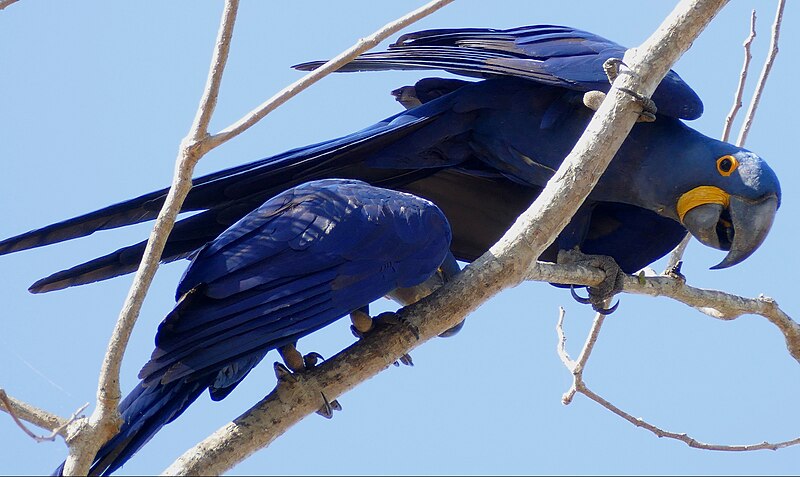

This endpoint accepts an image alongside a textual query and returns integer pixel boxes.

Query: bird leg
[583,58,657,122]
[558,248,625,315]
[386,252,464,338]
[350,307,415,367]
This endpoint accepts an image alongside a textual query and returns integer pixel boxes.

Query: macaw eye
[716,155,738,176]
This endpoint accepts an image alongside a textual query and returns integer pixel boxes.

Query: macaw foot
[600,58,657,122]
[558,249,624,315]
[350,309,416,367]
[277,344,341,417]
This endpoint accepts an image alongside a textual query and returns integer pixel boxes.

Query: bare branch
[577,379,800,451]
[557,305,800,452]
[61,2,242,475]
[737,0,785,146]
[0,0,20,10]
[722,10,757,143]
[206,0,456,150]
[623,276,800,361]
[0,388,74,439]
[557,303,608,405]
[526,260,800,362]
[162,1,730,473]
[556,307,575,369]
[188,0,239,144]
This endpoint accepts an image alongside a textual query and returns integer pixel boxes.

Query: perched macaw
[50,179,454,475]
[0,25,780,297]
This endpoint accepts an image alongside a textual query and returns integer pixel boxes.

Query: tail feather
[1,108,436,259]
[53,380,208,476]
[15,94,474,293]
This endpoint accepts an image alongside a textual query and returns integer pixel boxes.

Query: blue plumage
[57,179,452,475]
[0,22,782,474]
[294,24,704,120]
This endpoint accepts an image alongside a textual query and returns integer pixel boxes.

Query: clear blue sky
[1,1,799,475]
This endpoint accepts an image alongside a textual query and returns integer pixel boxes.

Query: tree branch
[0,0,20,11]
[526,260,800,363]
[161,1,730,473]
[0,388,74,439]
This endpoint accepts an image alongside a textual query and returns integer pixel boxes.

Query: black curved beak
[682,195,778,269]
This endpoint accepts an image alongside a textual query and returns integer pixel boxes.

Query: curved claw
[316,392,334,419]
[570,285,593,305]
[571,285,620,314]
[602,58,625,83]
[593,300,620,315]
[398,354,414,367]
[304,352,325,368]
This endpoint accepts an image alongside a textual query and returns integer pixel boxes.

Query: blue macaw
[1,22,782,474]
[0,24,779,301]
[52,179,455,475]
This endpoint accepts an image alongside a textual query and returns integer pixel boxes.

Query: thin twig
[557,310,800,452]
[737,0,785,146]
[576,380,800,451]
[722,10,756,143]
[557,303,609,404]
[0,388,86,441]
[556,307,574,369]
[206,0,456,150]
[0,0,20,10]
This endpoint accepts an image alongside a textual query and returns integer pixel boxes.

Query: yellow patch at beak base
[677,186,730,222]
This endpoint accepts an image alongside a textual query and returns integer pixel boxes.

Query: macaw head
[676,148,780,268]
[609,118,781,270]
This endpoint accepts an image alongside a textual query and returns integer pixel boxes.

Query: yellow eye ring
[716,155,738,176]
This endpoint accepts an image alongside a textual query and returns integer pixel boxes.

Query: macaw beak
[681,194,778,269]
